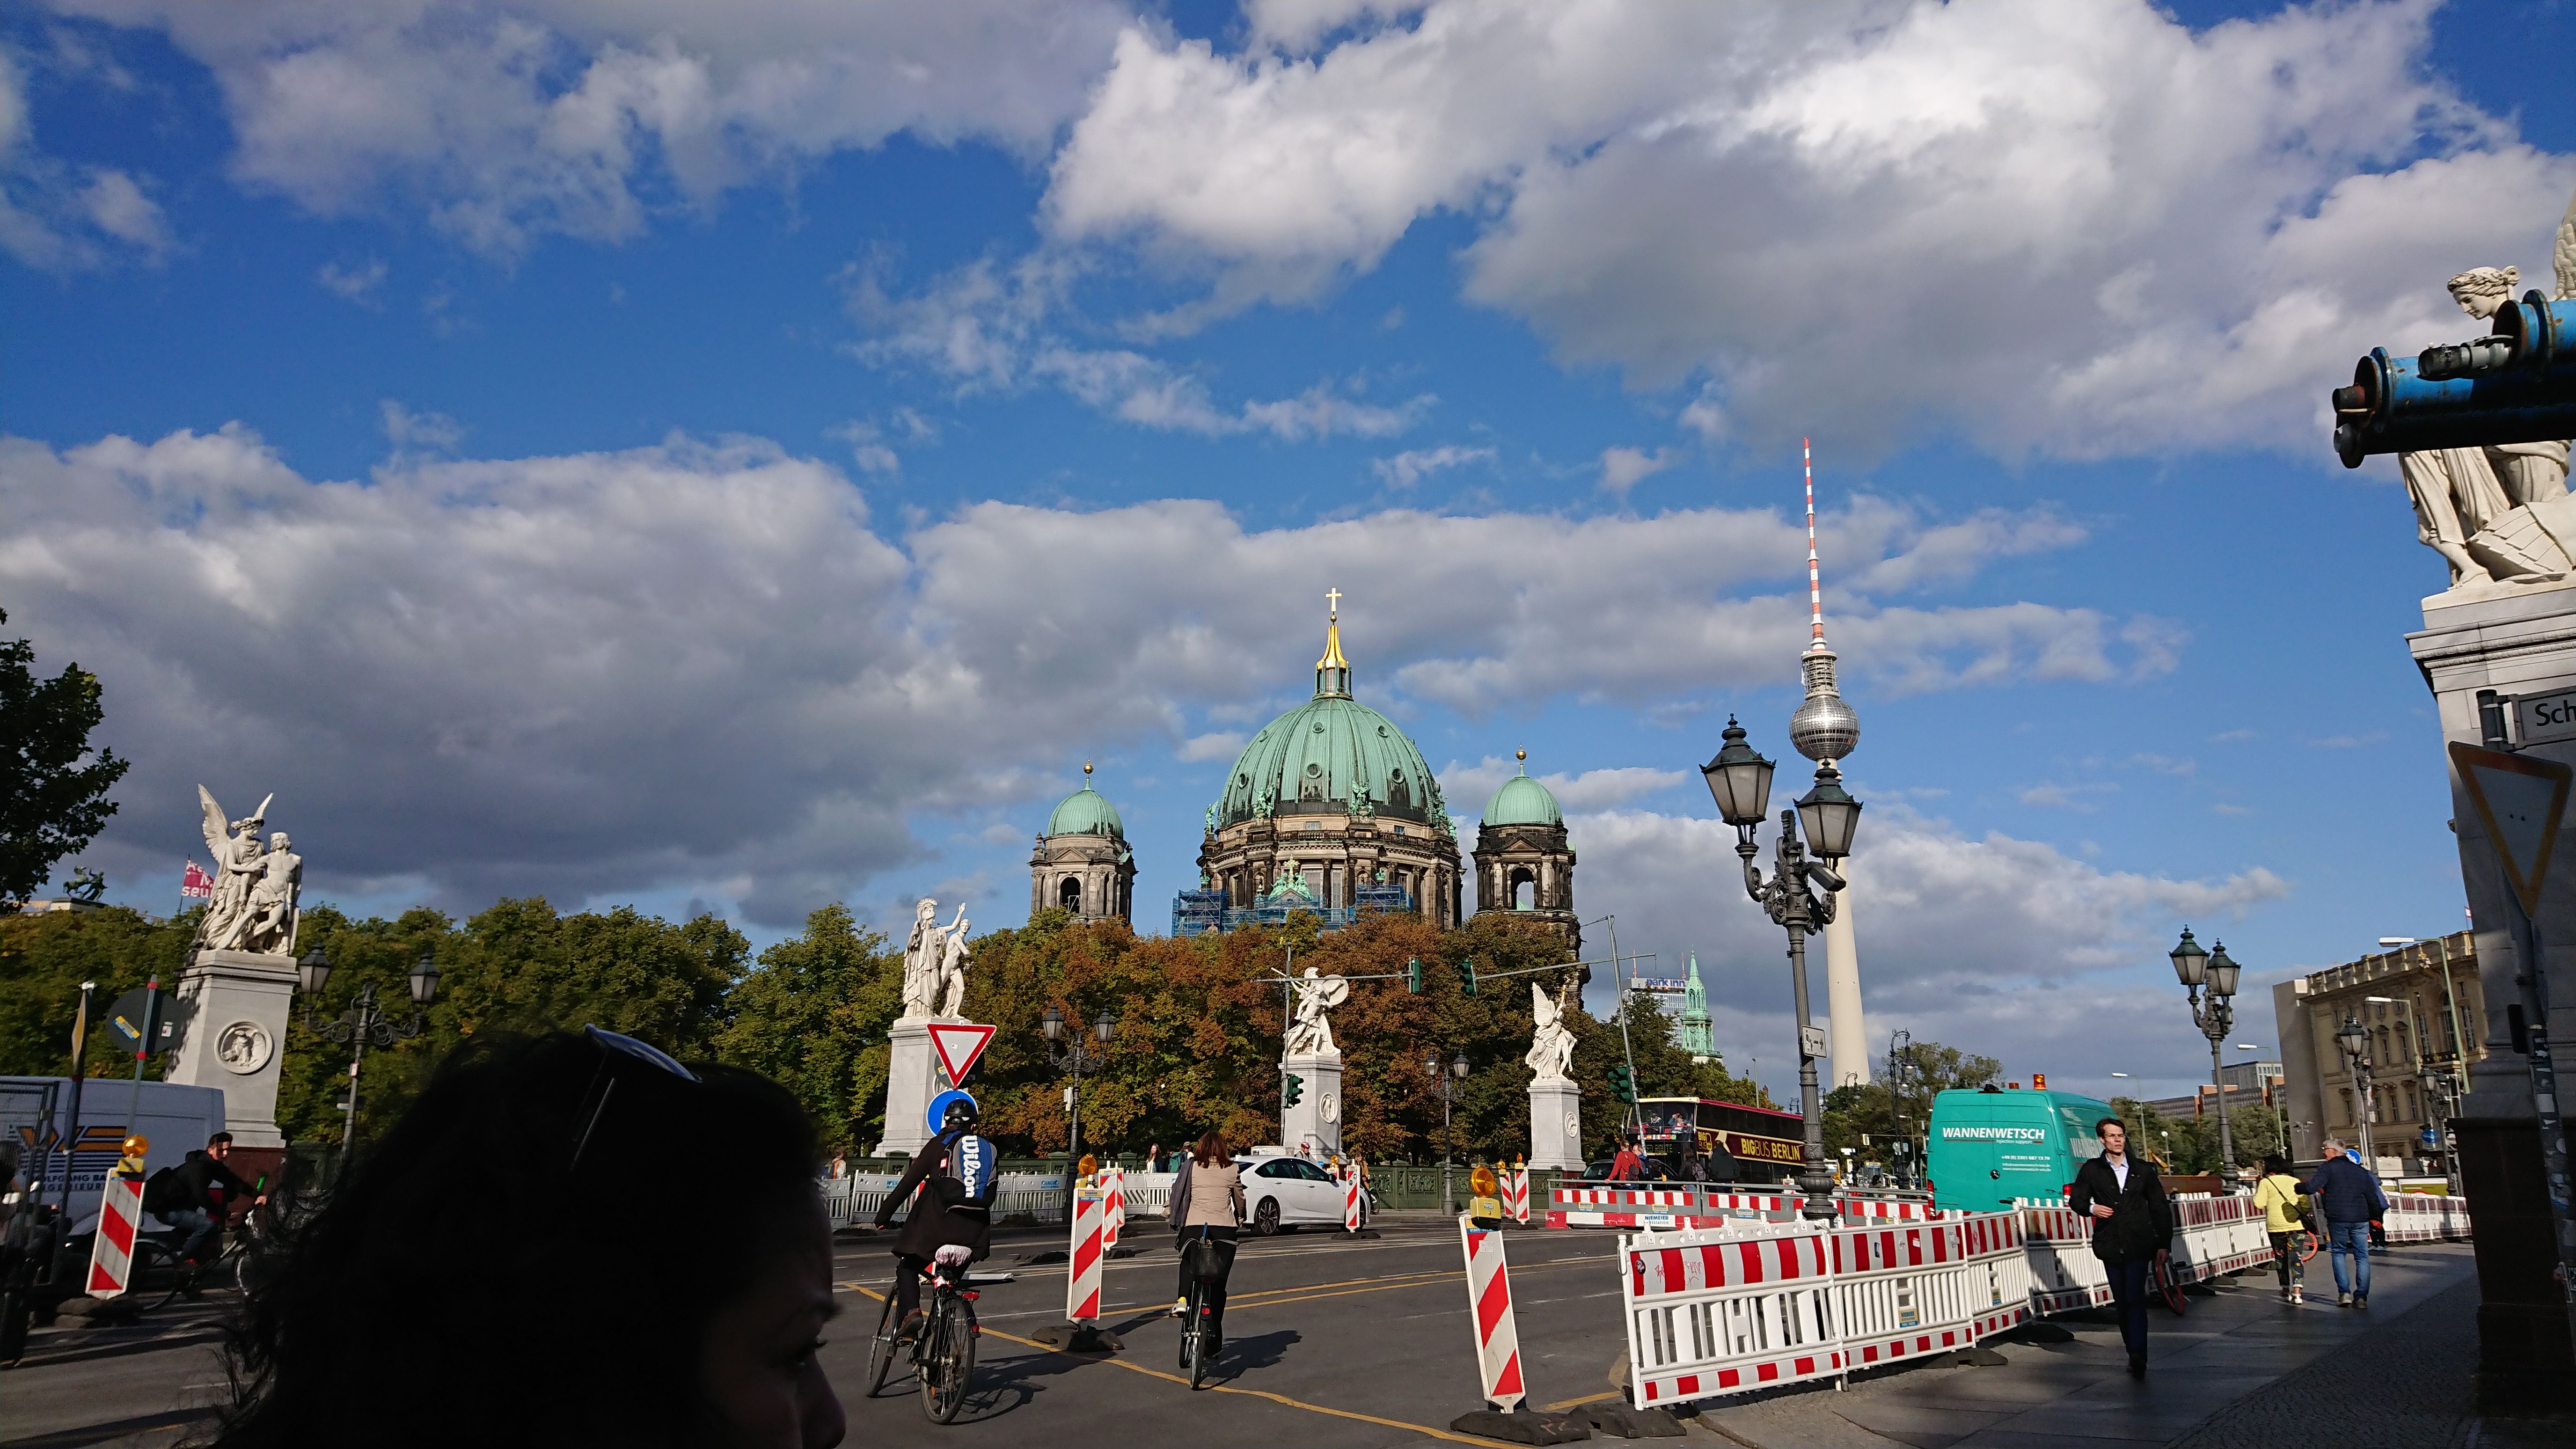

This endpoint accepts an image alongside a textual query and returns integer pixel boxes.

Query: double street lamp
[2168,929,2241,1181]
[1040,1003,1118,1168]
[1426,1053,1470,1214]
[1702,716,1863,1220]
[297,946,439,1178]
[2336,1013,2377,1166]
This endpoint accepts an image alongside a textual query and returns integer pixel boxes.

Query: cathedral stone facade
[1030,764,1135,926]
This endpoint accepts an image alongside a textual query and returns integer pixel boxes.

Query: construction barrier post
[85,1176,144,1300]
[1102,1164,1125,1250]
[1459,1213,1527,1411]
[1066,1187,1104,1324]
[1345,1171,1363,1232]
[1508,1164,1531,1225]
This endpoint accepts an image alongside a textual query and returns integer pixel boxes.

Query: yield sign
[925,1021,997,1085]
[2451,741,2572,916]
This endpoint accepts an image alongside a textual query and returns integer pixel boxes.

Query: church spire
[1314,587,1352,698]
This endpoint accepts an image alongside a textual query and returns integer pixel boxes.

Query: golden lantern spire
[1314,587,1352,697]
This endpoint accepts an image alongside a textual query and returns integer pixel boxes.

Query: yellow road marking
[1545,1390,1624,1410]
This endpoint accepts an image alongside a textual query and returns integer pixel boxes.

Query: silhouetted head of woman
[212,1029,843,1449]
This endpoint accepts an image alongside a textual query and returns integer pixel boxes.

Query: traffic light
[1406,957,1423,994]
[1457,958,1478,996]
[2333,293,2576,466]
[1607,1062,1636,1104]
[1283,1073,1304,1108]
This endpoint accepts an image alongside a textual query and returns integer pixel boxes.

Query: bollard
[1066,1186,1104,1323]
[85,1176,144,1299]
[1102,1164,1125,1250]
[1459,1212,1526,1410]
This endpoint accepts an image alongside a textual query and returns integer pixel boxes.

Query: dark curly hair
[210,1031,819,1449]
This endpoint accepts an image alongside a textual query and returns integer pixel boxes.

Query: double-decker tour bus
[1637,1096,1806,1183]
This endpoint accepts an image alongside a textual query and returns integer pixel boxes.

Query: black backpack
[142,1164,187,1213]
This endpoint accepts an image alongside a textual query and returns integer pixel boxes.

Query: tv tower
[1784,439,1868,1088]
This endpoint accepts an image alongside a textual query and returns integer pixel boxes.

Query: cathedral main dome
[1211,613,1449,830]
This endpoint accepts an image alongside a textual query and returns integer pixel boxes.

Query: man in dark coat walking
[2067,1117,2174,1379]
[873,1098,997,1336]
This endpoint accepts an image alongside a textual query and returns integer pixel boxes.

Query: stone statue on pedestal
[191,787,300,956]
[900,899,972,1021]
[1525,980,1576,1083]
[1285,966,1348,1057]
[167,786,308,1151]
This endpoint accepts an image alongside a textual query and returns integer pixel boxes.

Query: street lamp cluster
[1039,1003,1118,1168]
[2335,1012,2378,1167]
[1702,716,1863,1220]
[2167,929,2243,1178]
[295,946,440,1178]
[1427,1052,1469,1213]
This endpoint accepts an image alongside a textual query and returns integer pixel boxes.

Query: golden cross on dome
[1325,587,1341,618]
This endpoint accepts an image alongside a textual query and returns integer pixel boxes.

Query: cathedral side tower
[1031,763,1135,926]
[1471,750,1580,960]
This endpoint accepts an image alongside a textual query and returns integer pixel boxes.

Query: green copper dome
[1046,780,1126,839]
[1211,613,1451,833]
[1482,772,1562,827]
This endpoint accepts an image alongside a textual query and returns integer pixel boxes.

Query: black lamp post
[2336,1013,2375,1165]
[1427,1053,1470,1214]
[1042,1003,1119,1170]
[1703,715,1860,1219]
[299,947,438,1178]
[2170,928,2242,1180]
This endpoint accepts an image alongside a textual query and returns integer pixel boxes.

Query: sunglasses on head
[569,1025,698,1173]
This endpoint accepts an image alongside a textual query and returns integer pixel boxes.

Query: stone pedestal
[1529,1078,1582,1171]
[2407,580,2576,1388]
[880,1020,947,1160]
[161,949,299,1149]
[1281,1051,1342,1156]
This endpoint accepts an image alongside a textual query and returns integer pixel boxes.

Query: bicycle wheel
[864,1289,901,1398]
[1186,1282,1211,1390]
[2295,1231,2320,1265]
[2149,1254,2186,1316]
[921,1296,976,1425]
[127,1239,183,1313]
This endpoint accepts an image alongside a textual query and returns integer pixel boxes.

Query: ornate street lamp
[1427,1053,1471,1213]
[2169,928,2240,1181]
[1701,715,1861,1219]
[2337,1013,2375,1165]
[1042,1002,1120,1175]
[302,952,438,1179]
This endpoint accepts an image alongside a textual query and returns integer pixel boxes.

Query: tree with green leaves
[0,904,197,1077]
[715,905,904,1155]
[0,608,131,904]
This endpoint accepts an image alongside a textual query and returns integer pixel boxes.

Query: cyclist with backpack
[1167,1132,1245,1360]
[146,1131,265,1270]
[874,1098,997,1340]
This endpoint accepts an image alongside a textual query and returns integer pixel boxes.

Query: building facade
[2273,931,2484,1169]
[1178,605,1466,935]
[1029,765,1135,926]
[1470,752,1579,959]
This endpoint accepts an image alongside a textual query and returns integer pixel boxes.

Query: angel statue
[193,786,273,953]
[1285,966,1351,1057]
[1525,979,1577,1083]
[930,907,972,1019]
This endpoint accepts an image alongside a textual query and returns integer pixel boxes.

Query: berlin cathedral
[1030,597,1579,959]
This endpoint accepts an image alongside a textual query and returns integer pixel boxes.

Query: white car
[1237,1155,1358,1234]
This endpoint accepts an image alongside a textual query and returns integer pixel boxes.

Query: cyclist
[874,1097,997,1340]
[1167,1131,1245,1356]
[145,1131,266,1273]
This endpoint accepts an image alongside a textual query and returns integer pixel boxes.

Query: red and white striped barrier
[1344,1171,1363,1232]
[2383,1192,2471,1241]
[1460,1214,1527,1411]
[1548,1182,1946,1230]
[1101,1165,1125,1249]
[1621,1210,2030,1408]
[85,1176,144,1299]
[1506,1166,1530,1225]
[1066,1189,1105,1323]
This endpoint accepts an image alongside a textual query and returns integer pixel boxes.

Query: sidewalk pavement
[1690,1241,2563,1449]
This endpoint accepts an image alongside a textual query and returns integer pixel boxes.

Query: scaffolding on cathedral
[1171,864,1415,937]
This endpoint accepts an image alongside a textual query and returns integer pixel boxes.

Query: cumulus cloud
[0,48,172,269]
[1598,445,1679,498]
[316,255,388,305]
[1042,0,2576,458]
[1564,804,2291,1087]
[2,422,2173,925]
[1444,756,1686,817]
[37,0,1131,257]
[1372,444,1491,488]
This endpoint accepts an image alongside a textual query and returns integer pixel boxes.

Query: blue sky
[6,0,2573,1106]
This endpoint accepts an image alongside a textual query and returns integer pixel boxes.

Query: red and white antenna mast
[1804,437,1825,646]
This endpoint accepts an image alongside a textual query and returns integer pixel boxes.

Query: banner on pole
[179,860,213,900]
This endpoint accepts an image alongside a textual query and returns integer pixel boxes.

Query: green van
[1924,1087,2113,1211]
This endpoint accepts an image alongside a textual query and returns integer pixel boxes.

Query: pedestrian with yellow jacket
[2251,1154,2311,1305]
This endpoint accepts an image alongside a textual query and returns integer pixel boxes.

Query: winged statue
[193,786,272,952]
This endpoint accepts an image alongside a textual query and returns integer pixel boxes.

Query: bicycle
[2148,1249,2187,1316]
[865,1253,1011,1423]
[1178,1232,1233,1390]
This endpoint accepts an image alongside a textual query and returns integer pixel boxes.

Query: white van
[1,1076,228,1236]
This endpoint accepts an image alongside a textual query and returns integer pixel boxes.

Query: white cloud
[1371,445,1491,489]
[2,421,2181,926]
[0,49,173,270]
[1563,804,2291,1084]
[1445,756,1687,817]
[41,1,1132,257]
[826,419,901,475]
[1041,0,2576,458]
[846,250,1434,439]
[1598,445,1678,498]
[317,255,388,306]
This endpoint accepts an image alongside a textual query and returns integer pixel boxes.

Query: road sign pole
[119,978,160,1145]
[56,983,95,1213]
[2499,889,2576,1357]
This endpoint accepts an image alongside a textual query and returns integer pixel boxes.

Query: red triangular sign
[926,1022,997,1085]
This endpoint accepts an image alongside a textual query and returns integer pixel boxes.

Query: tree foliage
[0,608,131,904]
[1822,1039,2001,1154]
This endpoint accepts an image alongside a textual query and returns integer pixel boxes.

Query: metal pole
[2433,938,2470,1191]
[338,987,374,1183]
[1605,915,1641,1142]
[2498,891,2576,1353]
[56,983,95,1213]
[120,977,161,1147]
[1441,1084,1454,1215]
[1787,915,1832,1218]
[2356,1050,2374,1168]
